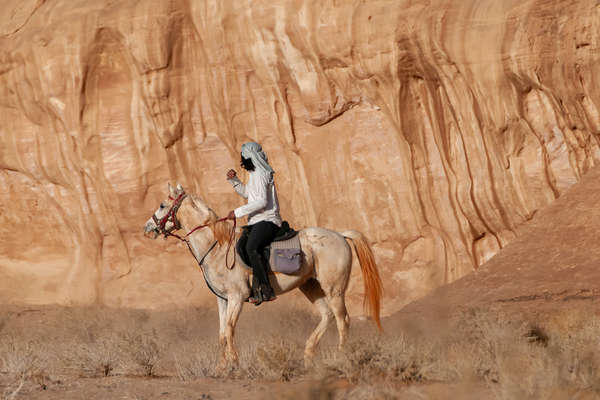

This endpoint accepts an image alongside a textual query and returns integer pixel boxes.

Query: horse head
[143,182,188,239]
[144,182,215,239]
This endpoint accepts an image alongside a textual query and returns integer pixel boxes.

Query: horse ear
[168,182,176,197]
[176,183,184,194]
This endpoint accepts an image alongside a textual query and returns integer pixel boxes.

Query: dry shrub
[2,379,24,400]
[0,336,51,383]
[173,339,218,381]
[0,336,38,378]
[173,333,304,381]
[440,309,518,383]
[239,335,303,380]
[544,314,600,394]
[63,333,122,377]
[487,337,559,399]
[440,308,600,399]
[313,333,442,385]
[0,307,172,382]
[305,308,600,398]
[119,330,161,377]
[0,335,50,396]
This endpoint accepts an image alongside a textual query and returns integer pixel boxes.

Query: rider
[226,142,281,305]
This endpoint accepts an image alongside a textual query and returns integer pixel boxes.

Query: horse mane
[210,217,231,245]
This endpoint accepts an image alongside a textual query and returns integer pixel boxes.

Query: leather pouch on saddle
[236,221,302,274]
[270,238,302,274]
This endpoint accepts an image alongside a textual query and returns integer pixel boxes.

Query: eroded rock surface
[1,0,599,314]
[399,164,600,320]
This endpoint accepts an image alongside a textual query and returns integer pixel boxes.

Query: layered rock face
[1,0,599,314]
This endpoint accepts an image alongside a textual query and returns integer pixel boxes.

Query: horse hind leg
[300,279,332,366]
[325,294,349,351]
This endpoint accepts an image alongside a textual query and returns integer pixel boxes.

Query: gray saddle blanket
[236,221,302,274]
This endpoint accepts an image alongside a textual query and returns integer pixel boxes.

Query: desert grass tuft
[239,335,304,381]
[120,330,161,377]
[172,339,218,381]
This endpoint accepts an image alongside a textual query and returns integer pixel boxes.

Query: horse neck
[176,197,232,259]
[175,197,215,247]
[175,198,203,231]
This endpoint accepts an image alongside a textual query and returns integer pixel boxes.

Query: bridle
[152,192,237,269]
[152,192,188,239]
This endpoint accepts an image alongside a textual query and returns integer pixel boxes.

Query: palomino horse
[143,183,383,367]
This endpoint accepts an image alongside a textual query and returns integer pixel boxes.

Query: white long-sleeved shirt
[228,170,282,227]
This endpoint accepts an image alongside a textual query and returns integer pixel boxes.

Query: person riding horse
[226,142,280,305]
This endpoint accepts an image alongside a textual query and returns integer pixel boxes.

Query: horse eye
[160,203,165,209]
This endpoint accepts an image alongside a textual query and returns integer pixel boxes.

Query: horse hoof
[215,363,227,376]
[216,362,236,377]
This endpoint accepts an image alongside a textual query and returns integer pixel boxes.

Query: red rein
[162,194,237,270]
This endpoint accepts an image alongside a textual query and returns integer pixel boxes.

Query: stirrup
[249,287,263,306]
[263,294,277,302]
[249,295,262,305]
[260,284,277,302]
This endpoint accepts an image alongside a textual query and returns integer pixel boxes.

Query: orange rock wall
[1,0,599,314]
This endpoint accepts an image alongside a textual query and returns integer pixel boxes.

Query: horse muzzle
[144,221,159,239]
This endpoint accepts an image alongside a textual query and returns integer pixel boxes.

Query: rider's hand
[226,169,237,180]
[226,210,236,220]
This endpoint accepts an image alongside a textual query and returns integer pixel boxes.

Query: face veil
[240,156,255,171]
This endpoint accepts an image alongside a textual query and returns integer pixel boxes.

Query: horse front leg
[224,295,244,365]
[216,297,228,372]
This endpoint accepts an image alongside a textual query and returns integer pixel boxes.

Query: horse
[143,183,383,368]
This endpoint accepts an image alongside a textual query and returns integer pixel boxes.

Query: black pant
[238,221,279,291]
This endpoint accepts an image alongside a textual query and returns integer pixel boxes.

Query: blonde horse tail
[342,230,383,331]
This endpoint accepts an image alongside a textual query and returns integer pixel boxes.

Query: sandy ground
[2,375,338,400]
[1,375,497,400]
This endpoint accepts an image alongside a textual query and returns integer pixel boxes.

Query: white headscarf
[241,142,274,179]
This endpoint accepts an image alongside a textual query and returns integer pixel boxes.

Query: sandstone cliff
[398,163,600,323]
[0,0,599,314]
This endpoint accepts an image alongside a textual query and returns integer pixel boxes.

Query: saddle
[236,221,302,274]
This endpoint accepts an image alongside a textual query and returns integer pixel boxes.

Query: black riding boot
[248,258,276,305]
[249,275,263,304]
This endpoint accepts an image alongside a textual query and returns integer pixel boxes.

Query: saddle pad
[270,234,302,274]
